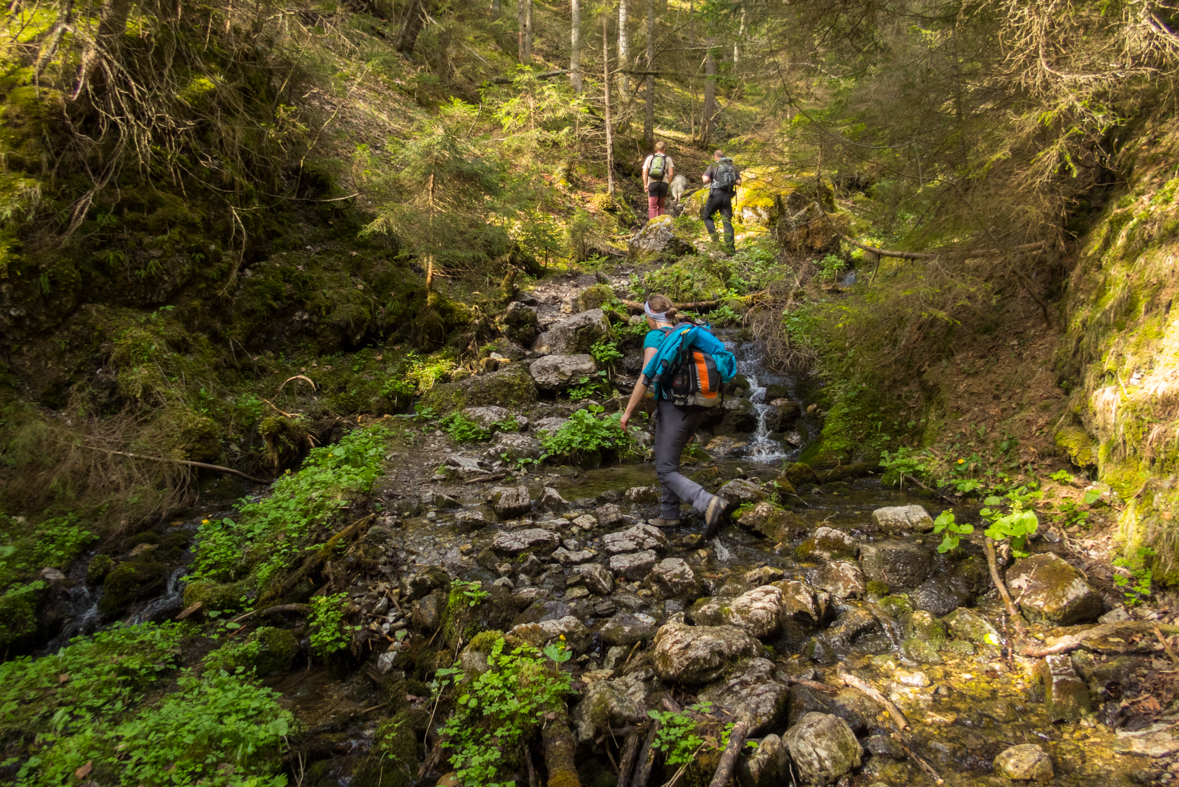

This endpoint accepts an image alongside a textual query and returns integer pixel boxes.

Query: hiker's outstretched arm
[620,346,659,431]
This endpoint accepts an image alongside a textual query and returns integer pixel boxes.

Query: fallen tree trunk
[1020,621,1179,657]
[543,708,583,787]
[707,719,748,787]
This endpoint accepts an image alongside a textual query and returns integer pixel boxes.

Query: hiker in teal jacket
[619,294,728,537]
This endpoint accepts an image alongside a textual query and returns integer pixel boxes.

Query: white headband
[644,301,668,321]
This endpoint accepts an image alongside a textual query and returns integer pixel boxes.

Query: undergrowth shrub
[539,405,631,464]
[188,426,388,588]
[309,592,356,658]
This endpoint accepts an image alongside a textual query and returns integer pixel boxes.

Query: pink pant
[648,195,666,219]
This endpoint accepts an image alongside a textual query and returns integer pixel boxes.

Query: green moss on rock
[421,364,538,414]
[1055,424,1096,468]
[99,554,167,618]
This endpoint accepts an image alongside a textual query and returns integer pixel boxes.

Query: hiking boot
[648,517,681,528]
[703,495,728,539]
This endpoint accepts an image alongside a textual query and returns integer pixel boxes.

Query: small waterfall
[45,557,103,653]
[130,565,188,624]
[712,536,734,562]
[727,340,791,463]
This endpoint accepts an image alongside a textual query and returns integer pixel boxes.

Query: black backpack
[712,158,738,191]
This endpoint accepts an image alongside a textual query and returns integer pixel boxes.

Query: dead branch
[984,537,1027,639]
[1020,622,1179,657]
[631,718,660,787]
[489,69,570,84]
[615,727,643,787]
[542,707,582,787]
[231,603,313,623]
[839,672,908,731]
[707,719,749,787]
[77,443,271,484]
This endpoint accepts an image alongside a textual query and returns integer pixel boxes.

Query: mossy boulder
[0,585,38,647]
[86,554,115,586]
[1055,424,1097,468]
[900,611,947,664]
[1006,553,1104,625]
[627,215,694,257]
[98,553,168,618]
[350,711,425,787]
[575,284,614,312]
[501,302,540,347]
[422,364,538,414]
[182,579,254,614]
[204,626,299,675]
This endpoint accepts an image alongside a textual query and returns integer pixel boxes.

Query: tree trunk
[491,0,500,15]
[603,14,615,195]
[396,0,429,56]
[518,0,526,61]
[733,7,745,68]
[571,0,582,91]
[644,0,654,150]
[619,0,630,97]
[524,0,533,62]
[702,36,716,148]
[76,0,134,96]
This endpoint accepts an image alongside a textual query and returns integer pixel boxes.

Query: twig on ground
[984,537,1027,639]
[1020,622,1179,657]
[707,719,749,787]
[76,443,271,484]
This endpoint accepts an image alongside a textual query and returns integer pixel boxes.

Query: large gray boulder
[509,615,591,652]
[646,558,699,599]
[603,524,669,554]
[627,215,694,256]
[569,563,614,595]
[739,734,790,787]
[872,505,934,534]
[600,612,659,646]
[546,309,611,355]
[859,541,933,589]
[652,621,761,684]
[489,486,532,519]
[502,301,540,347]
[816,560,867,599]
[492,432,543,462]
[422,364,538,413]
[782,712,863,785]
[530,354,597,390]
[492,528,559,554]
[691,585,787,639]
[1006,553,1103,625]
[609,550,658,580]
[571,673,652,743]
[698,658,790,735]
[717,478,766,508]
[460,406,513,428]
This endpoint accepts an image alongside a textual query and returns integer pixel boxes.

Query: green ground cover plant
[539,405,631,464]
[188,425,389,590]
[309,592,356,658]
[440,639,572,787]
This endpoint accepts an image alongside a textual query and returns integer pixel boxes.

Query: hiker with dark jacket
[701,150,741,253]
[619,294,728,536]
[642,141,675,220]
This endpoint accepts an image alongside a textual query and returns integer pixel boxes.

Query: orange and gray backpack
[643,324,737,408]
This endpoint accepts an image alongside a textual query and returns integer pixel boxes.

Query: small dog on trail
[670,174,689,204]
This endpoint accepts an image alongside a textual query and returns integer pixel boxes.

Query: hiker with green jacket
[701,150,741,253]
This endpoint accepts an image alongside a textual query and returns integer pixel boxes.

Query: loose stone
[993,744,1053,781]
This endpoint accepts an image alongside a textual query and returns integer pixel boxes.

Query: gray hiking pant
[654,399,712,520]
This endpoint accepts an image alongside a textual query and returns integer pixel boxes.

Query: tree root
[1020,622,1179,657]
[230,603,312,623]
[984,537,1027,639]
[260,513,375,604]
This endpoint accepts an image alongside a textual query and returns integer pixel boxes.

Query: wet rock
[627,215,694,256]
[912,557,987,615]
[859,541,932,589]
[872,505,934,534]
[492,432,543,462]
[609,550,658,580]
[492,528,560,554]
[624,486,660,505]
[776,580,828,625]
[1114,724,1179,757]
[825,608,882,651]
[817,560,867,598]
[552,547,595,565]
[901,611,947,664]
[699,658,790,735]
[546,309,612,355]
[1006,553,1103,625]
[603,524,668,554]
[596,503,626,527]
[600,612,659,646]
[422,364,538,413]
[401,566,450,600]
[1038,654,1094,722]
[570,514,598,532]
[570,563,614,595]
[717,478,766,508]
[454,510,487,530]
[461,405,513,428]
[805,526,857,560]
[515,599,574,625]
[864,733,904,759]
[944,608,1002,648]
[509,615,592,652]
[489,485,532,519]
[714,398,759,435]
[537,487,569,513]
[646,558,700,599]
[652,621,761,684]
[705,435,749,458]
[782,462,820,486]
[782,712,863,785]
[993,744,1053,781]
[572,678,646,743]
[739,734,790,787]
[413,590,447,632]
[530,354,597,390]
[737,501,795,541]
[745,566,785,585]
[443,454,490,479]
[692,585,786,639]
[503,301,540,347]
